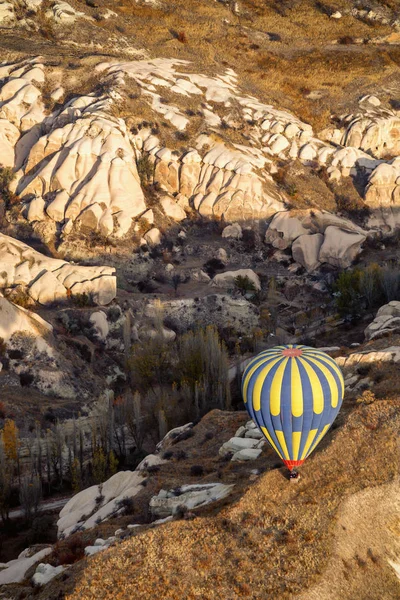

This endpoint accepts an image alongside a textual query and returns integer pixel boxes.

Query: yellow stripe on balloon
[302,355,338,409]
[311,423,330,453]
[298,357,324,414]
[290,358,303,417]
[252,357,284,412]
[270,357,289,416]
[292,431,302,461]
[300,428,318,460]
[302,351,345,394]
[261,426,283,459]
[275,430,290,460]
[242,351,282,402]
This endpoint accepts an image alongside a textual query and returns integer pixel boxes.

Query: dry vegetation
[27,394,400,600]
[2,0,400,136]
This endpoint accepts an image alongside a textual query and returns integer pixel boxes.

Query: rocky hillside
[0,0,400,598]
[1,334,399,598]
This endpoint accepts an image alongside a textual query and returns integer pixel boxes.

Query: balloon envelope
[241,345,344,470]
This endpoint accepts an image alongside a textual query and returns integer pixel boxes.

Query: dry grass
[31,397,400,600]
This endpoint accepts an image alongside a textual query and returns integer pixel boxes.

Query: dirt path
[297,480,400,600]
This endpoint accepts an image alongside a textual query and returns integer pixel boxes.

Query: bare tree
[19,474,42,523]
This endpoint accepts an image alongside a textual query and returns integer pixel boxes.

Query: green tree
[234,275,257,296]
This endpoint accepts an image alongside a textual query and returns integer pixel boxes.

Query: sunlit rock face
[15,96,146,238]
[0,233,116,305]
[343,114,400,160]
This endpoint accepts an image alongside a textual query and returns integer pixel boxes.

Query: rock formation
[0,233,116,305]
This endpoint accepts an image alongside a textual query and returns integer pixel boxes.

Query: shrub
[338,36,355,45]
[174,504,188,518]
[0,165,16,208]
[190,465,204,476]
[176,31,187,44]
[116,496,135,515]
[72,292,95,307]
[52,533,85,566]
[234,275,257,296]
[175,449,187,460]
[356,364,371,377]
[137,154,153,187]
[356,390,376,405]
[146,464,160,474]
[203,258,225,277]
[241,229,257,251]
[28,514,55,544]
[20,372,34,387]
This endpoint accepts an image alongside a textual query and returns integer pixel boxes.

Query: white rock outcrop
[336,347,400,369]
[0,294,52,342]
[0,548,52,585]
[149,483,234,518]
[32,563,66,587]
[211,269,261,291]
[57,470,146,538]
[0,233,116,305]
[222,223,242,239]
[318,226,366,268]
[265,212,309,250]
[364,158,400,231]
[292,233,323,272]
[364,302,400,341]
[219,420,265,461]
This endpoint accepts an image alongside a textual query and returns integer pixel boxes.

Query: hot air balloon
[241,345,344,471]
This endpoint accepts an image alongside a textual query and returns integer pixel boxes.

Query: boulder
[89,311,109,340]
[0,295,52,342]
[27,196,46,222]
[136,454,166,471]
[319,226,366,268]
[149,483,234,518]
[222,223,242,239]
[33,563,66,587]
[292,233,323,272]
[377,301,400,318]
[364,302,400,340]
[160,196,186,221]
[231,448,262,461]
[265,212,309,250]
[336,346,400,369]
[211,269,261,291]
[29,271,68,304]
[219,436,261,456]
[216,248,228,264]
[144,228,162,247]
[46,190,69,222]
[0,233,117,305]
[77,203,103,231]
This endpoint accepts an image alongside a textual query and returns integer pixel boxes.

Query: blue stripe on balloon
[279,357,293,459]
[296,357,314,459]
[302,356,328,434]
[313,356,344,426]
[243,358,268,423]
